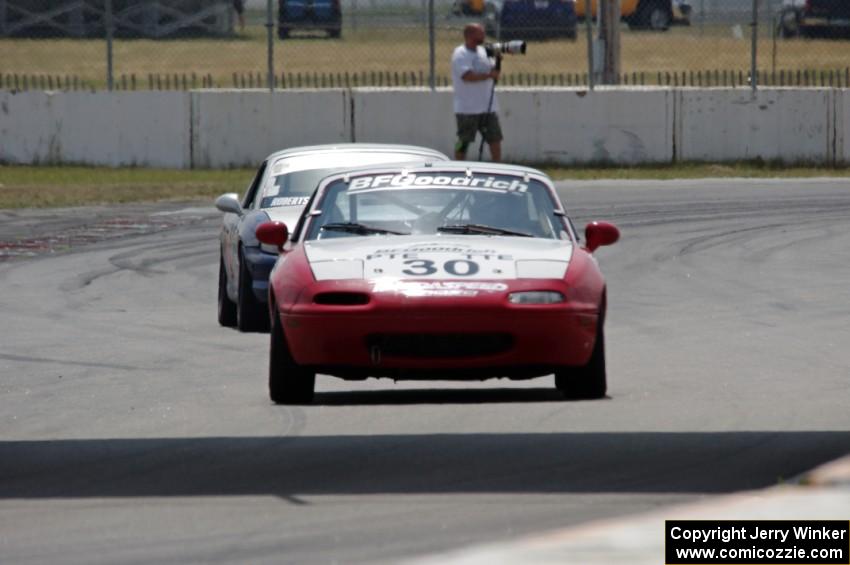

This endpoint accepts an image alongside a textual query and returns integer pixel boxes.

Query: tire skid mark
[649,210,848,265]
[740,225,837,265]
[649,219,850,314]
[0,209,218,263]
[677,213,848,262]
[676,222,789,258]
[59,236,215,292]
[0,352,140,371]
[575,199,850,233]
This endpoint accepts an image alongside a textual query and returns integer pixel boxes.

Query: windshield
[304,172,567,241]
[259,151,440,209]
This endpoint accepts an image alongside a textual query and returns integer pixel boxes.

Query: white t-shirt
[451,44,499,115]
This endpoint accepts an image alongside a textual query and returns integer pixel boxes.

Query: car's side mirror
[585,221,620,252]
[256,221,289,251]
[215,193,243,216]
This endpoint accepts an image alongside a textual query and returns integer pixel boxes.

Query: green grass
[0,165,252,209]
[2,162,848,209]
[541,161,850,180]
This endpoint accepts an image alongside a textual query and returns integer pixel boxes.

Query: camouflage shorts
[455,113,503,151]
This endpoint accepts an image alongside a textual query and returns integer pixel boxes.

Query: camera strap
[477,55,500,161]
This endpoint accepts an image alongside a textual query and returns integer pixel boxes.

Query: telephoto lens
[484,40,527,57]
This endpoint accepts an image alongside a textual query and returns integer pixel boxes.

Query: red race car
[256,163,619,404]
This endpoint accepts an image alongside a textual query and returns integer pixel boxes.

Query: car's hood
[303,234,573,281]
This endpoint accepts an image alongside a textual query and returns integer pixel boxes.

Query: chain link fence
[1,0,849,90]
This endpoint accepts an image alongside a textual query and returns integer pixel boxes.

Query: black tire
[777,9,799,38]
[269,309,315,404]
[328,27,341,38]
[237,249,269,333]
[638,1,670,31]
[218,255,237,327]
[278,27,290,39]
[555,323,607,400]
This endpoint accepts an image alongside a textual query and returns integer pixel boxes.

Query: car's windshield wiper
[437,223,532,237]
[321,222,409,236]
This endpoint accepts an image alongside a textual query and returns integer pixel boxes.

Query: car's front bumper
[280,298,599,376]
[243,246,278,303]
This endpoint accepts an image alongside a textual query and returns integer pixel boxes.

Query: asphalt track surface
[1,179,849,564]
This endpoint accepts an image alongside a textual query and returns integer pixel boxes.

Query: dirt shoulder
[0,201,219,261]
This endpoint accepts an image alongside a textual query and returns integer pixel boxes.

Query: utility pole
[585,0,594,89]
[599,0,620,84]
[428,0,435,90]
[266,0,275,91]
[105,0,114,91]
[750,0,759,92]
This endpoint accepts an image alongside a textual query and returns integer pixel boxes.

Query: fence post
[267,0,275,91]
[750,0,758,92]
[105,0,114,91]
[601,0,620,85]
[585,0,594,90]
[428,0,435,91]
[771,3,778,75]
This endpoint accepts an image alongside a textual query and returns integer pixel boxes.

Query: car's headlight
[508,291,565,304]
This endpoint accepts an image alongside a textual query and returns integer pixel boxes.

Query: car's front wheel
[777,9,800,38]
[218,256,237,327]
[269,309,316,404]
[555,323,607,400]
[237,249,269,333]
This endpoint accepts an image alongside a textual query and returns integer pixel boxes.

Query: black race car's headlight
[508,291,565,305]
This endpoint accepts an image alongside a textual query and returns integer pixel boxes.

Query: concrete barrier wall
[499,88,674,163]
[352,87,674,164]
[352,88,456,157]
[0,91,191,168]
[1,87,846,168]
[677,89,834,163]
[190,89,350,168]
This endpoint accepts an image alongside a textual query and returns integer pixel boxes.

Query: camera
[484,40,527,57]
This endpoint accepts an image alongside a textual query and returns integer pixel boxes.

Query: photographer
[451,23,502,162]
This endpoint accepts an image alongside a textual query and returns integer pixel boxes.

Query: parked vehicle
[672,0,692,25]
[454,0,486,16]
[575,0,681,31]
[484,0,578,40]
[278,0,341,39]
[778,0,850,38]
[459,0,688,31]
